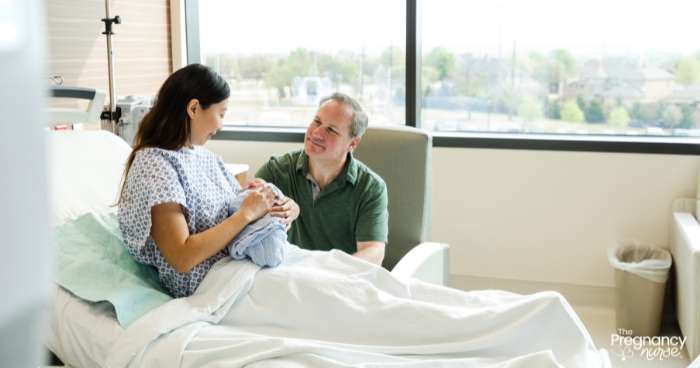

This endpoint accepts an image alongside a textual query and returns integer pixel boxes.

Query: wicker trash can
[609,243,672,337]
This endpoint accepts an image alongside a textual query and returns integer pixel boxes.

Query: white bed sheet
[46,286,123,368]
[104,248,609,368]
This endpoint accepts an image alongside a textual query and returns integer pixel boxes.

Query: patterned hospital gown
[118,146,241,297]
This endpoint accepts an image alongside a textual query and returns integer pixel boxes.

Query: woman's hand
[238,186,276,223]
[270,196,300,229]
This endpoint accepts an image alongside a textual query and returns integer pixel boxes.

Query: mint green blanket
[55,212,172,327]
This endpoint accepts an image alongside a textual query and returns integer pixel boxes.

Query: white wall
[432,148,698,288]
[207,140,699,290]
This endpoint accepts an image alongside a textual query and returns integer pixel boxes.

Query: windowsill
[212,126,700,155]
[432,131,700,155]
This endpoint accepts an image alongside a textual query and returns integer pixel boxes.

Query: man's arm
[354,241,385,265]
[353,179,389,266]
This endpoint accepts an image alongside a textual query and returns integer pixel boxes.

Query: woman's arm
[151,187,276,273]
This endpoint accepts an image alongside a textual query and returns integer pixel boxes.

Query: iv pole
[100,0,121,133]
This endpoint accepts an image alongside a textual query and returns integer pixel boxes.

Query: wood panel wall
[46,0,172,102]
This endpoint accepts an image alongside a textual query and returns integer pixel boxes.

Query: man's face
[304,100,360,162]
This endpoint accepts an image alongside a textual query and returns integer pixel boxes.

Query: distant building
[564,59,674,104]
[667,85,700,105]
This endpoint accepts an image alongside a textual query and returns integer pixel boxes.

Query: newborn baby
[227,183,288,267]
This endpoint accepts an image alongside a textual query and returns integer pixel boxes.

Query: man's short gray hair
[319,92,368,138]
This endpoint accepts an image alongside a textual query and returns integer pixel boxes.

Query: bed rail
[49,86,105,125]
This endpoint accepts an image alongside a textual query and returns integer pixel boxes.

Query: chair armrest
[671,211,700,361]
[689,353,700,368]
[672,198,696,213]
[391,242,449,286]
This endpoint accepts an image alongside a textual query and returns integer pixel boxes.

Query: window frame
[185,0,700,155]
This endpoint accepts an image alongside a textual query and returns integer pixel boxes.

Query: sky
[199,0,700,58]
[199,0,405,54]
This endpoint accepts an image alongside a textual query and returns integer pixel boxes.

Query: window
[196,0,406,128]
[422,0,700,137]
[187,0,700,152]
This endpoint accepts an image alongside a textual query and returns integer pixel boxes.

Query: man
[255,93,388,265]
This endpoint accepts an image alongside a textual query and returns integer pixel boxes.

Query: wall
[207,139,700,299]
[45,0,171,98]
[431,148,698,288]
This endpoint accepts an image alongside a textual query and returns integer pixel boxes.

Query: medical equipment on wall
[115,95,152,145]
[48,86,150,146]
[96,0,152,146]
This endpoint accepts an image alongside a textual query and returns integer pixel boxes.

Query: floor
[575,305,690,367]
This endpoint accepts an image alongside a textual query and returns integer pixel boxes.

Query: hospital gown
[118,146,241,298]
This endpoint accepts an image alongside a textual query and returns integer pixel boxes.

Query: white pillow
[47,130,132,226]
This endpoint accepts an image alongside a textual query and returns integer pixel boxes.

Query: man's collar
[295,150,308,173]
[298,151,358,186]
[344,152,358,185]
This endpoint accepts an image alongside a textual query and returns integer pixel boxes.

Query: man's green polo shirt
[256,149,388,254]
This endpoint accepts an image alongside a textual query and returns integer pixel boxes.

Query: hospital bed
[45,88,450,367]
[46,126,609,368]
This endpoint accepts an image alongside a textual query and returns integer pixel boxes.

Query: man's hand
[270,196,300,229]
[244,178,266,190]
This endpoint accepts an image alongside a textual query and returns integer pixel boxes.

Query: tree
[453,53,486,97]
[317,52,357,88]
[630,102,659,125]
[561,100,584,123]
[204,53,239,79]
[264,48,315,100]
[585,100,605,123]
[380,46,406,88]
[680,104,696,128]
[424,47,456,81]
[661,105,683,128]
[546,100,561,119]
[527,52,551,84]
[517,96,544,122]
[608,106,630,127]
[421,67,439,97]
[552,49,576,77]
[237,54,273,80]
[676,57,700,86]
[551,49,577,93]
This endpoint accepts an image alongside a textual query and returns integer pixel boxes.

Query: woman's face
[188,99,228,146]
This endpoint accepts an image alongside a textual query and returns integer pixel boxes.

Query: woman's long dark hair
[117,63,230,204]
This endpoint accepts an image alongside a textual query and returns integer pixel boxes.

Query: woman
[117,64,299,298]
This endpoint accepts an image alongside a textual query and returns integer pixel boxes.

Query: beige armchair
[354,126,449,286]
